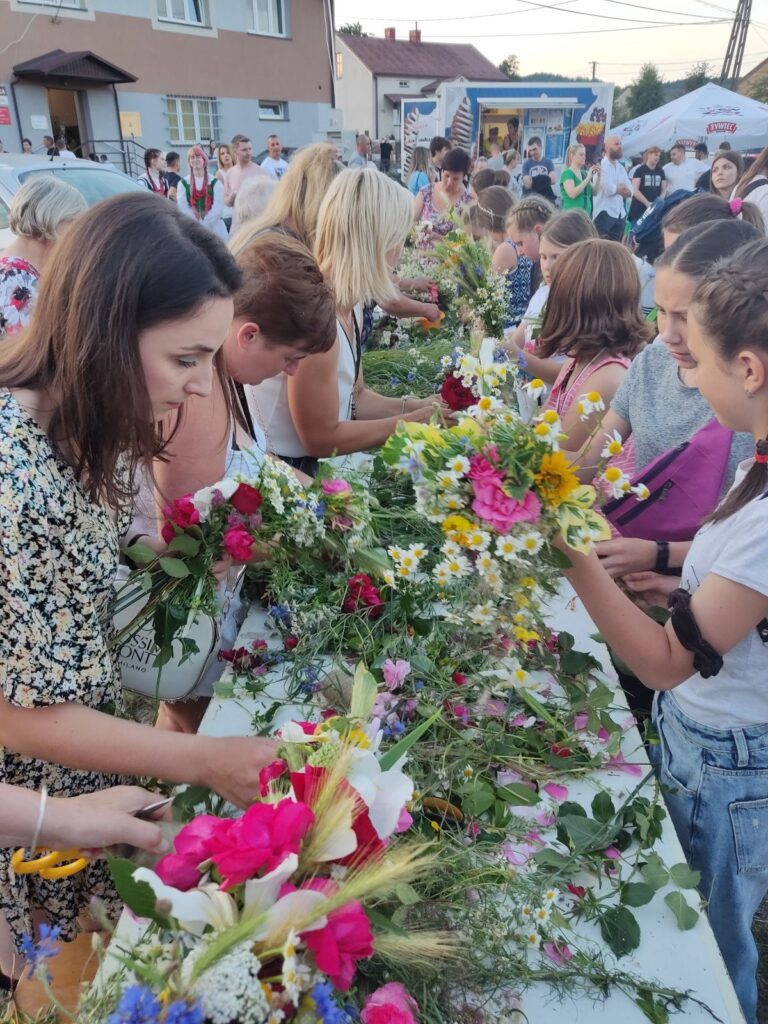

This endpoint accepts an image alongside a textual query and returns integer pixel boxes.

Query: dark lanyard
[231,380,256,448]
[340,311,361,384]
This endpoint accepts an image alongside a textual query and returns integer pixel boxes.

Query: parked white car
[0,154,142,251]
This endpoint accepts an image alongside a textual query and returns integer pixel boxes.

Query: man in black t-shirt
[379,137,393,173]
[628,145,667,224]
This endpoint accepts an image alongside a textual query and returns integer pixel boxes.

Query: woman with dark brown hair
[732,143,768,226]
[538,238,652,450]
[0,192,277,976]
[150,230,338,733]
[709,150,743,200]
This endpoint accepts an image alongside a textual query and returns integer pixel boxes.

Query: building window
[157,0,207,24]
[252,0,286,37]
[399,80,410,89]
[258,100,287,121]
[336,51,343,79]
[164,95,218,144]
[18,0,84,6]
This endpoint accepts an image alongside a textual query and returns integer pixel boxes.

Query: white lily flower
[132,869,238,936]
[346,750,414,839]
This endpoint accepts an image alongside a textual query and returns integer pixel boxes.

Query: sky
[334,0,768,86]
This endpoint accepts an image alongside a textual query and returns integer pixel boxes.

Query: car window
[0,196,9,231]
[18,167,141,206]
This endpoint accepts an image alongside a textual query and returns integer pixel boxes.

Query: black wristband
[667,588,724,678]
[654,540,670,574]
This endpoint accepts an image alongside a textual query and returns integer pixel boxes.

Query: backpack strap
[740,177,767,200]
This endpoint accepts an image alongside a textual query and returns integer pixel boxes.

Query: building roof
[338,35,507,82]
[13,49,137,85]
[739,56,768,90]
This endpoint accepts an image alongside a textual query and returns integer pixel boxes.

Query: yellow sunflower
[534,451,580,507]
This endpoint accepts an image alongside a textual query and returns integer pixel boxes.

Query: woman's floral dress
[417,184,474,237]
[0,257,40,339]
[0,390,128,951]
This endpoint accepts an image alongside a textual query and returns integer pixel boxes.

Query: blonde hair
[231,142,342,254]
[505,194,555,234]
[234,176,278,226]
[9,176,87,241]
[314,168,412,310]
[565,144,585,166]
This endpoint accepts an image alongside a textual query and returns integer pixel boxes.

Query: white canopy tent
[612,82,768,154]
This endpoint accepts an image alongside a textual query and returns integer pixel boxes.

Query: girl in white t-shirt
[560,237,768,1024]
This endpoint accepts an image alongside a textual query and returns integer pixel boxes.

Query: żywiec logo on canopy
[706,121,738,134]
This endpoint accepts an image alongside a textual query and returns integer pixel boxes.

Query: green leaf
[669,863,701,889]
[496,783,540,807]
[598,905,641,958]
[106,855,170,927]
[394,883,422,906]
[460,780,495,817]
[123,542,156,565]
[168,533,202,556]
[558,801,587,819]
[591,791,615,823]
[158,557,191,579]
[533,849,572,870]
[640,854,669,891]
[350,662,377,720]
[635,992,670,1024]
[139,571,153,593]
[366,907,408,937]
[559,814,613,852]
[620,882,655,908]
[664,891,699,930]
[379,708,441,771]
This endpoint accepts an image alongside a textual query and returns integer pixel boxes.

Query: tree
[498,54,520,80]
[683,61,712,93]
[339,21,366,35]
[627,63,664,119]
[747,75,768,103]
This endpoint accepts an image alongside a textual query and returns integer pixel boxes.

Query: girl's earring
[745,390,755,398]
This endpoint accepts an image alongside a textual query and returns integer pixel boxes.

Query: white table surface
[199,586,745,1024]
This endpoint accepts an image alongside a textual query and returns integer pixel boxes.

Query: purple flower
[20,924,61,981]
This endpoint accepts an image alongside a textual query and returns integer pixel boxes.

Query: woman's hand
[196,736,281,808]
[54,786,171,854]
[624,571,680,609]
[421,303,442,323]
[403,399,456,425]
[409,276,435,293]
[595,537,656,577]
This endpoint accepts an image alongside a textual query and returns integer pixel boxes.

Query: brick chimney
[384,26,396,40]
[409,28,421,43]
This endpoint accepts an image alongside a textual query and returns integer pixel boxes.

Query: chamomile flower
[446,455,471,476]
[542,888,559,905]
[436,469,460,490]
[534,906,551,925]
[407,543,428,560]
[442,539,463,559]
[520,905,534,921]
[382,569,396,587]
[441,555,473,580]
[476,395,502,413]
[441,492,465,511]
[525,378,546,400]
[440,354,454,370]
[496,535,521,562]
[533,410,564,450]
[396,563,416,580]
[387,545,404,562]
[433,562,452,587]
[520,532,543,555]
[524,929,541,949]
[602,466,632,499]
[601,430,624,458]
[469,603,497,626]
[281,931,300,1006]
[476,552,499,575]
[464,529,491,552]
[576,390,605,420]
[632,482,650,501]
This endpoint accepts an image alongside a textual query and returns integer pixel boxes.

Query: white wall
[375,74,440,138]
[333,37,374,136]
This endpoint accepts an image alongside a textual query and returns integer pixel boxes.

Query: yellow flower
[441,514,474,544]
[541,409,560,425]
[534,451,580,507]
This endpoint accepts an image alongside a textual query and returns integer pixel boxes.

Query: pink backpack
[603,418,733,541]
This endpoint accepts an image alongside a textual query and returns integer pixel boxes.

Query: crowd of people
[0,125,768,1022]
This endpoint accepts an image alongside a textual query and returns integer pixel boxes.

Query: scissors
[11,796,174,880]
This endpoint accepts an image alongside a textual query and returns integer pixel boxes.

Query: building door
[47,88,85,154]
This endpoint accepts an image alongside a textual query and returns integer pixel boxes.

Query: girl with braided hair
[176,145,227,240]
[559,236,768,1024]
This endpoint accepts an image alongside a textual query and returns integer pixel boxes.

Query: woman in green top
[559,143,600,213]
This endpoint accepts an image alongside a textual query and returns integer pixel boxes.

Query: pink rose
[209,798,315,889]
[468,453,502,482]
[155,814,229,890]
[223,524,255,561]
[471,479,541,534]
[302,900,374,990]
[161,494,200,544]
[322,478,353,495]
[258,758,288,797]
[361,982,419,1024]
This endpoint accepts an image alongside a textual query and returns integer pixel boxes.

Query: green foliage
[628,63,664,119]
[599,905,642,957]
[339,20,366,35]
[747,75,768,104]
[683,62,713,93]
[498,54,520,80]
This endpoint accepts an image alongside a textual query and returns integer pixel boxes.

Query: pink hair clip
[729,197,744,217]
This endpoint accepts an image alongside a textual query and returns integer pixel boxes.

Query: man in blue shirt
[522,136,556,201]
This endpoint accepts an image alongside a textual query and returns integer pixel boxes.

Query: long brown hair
[0,192,241,507]
[733,143,768,199]
[537,239,652,359]
[692,238,768,522]
[234,231,337,353]
[663,191,765,235]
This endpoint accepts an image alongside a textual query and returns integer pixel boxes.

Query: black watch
[654,540,670,574]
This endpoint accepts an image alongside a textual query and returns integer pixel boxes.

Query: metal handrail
[71,137,147,177]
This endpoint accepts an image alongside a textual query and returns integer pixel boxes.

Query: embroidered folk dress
[0,390,128,950]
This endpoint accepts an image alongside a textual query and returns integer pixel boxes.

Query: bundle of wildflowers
[432,229,509,339]
[112,458,376,669]
[438,336,518,412]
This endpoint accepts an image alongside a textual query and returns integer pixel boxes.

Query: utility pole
[589,61,598,81]
[720,0,752,90]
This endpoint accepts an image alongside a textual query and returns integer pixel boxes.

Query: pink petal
[542,782,569,802]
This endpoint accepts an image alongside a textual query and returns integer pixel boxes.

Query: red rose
[452,671,469,686]
[343,574,384,619]
[223,524,255,561]
[283,635,300,651]
[161,494,200,543]
[231,483,263,514]
[440,373,477,411]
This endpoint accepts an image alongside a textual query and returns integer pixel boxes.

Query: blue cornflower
[406,370,417,382]
[20,923,61,981]
[268,604,291,625]
[315,500,327,519]
[163,1000,204,1024]
[105,984,163,1024]
[413,678,425,691]
[390,375,401,387]
[474,263,485,277]
[311,981,348,1023]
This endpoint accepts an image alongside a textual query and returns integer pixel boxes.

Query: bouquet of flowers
[438,336,518,412]
[112,459,376,669]
[432,230,509,339]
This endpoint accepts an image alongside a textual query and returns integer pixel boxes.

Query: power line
[426,17,728,37]
[598,48,768,66]
[349,0,727,23]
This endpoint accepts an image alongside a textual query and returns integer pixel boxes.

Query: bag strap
[740,177,767,200]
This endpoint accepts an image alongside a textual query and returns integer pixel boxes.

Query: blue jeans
[650,691,768,1024]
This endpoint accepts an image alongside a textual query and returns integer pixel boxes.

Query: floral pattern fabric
[417,183,474,237]
[0,390,129,951]
[0,257,40,339]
